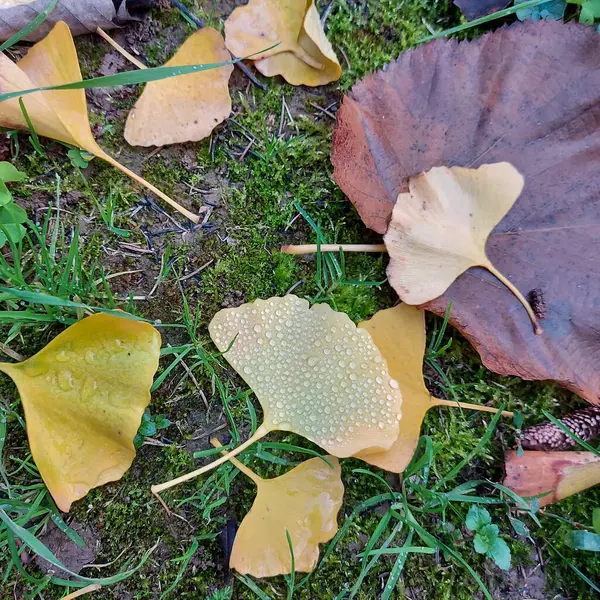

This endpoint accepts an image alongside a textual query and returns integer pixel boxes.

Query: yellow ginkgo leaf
[211,439,343,577]
[151,295,401,496]
[0,313,161,512]
[124,28,233,146]
[224,0,341,86]
[356,304,512,473]
[383,163,542,334]
[0,21,199,222]
[504,450,600,508]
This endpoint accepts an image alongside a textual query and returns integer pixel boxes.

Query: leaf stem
[482,261,542,335]
[151,426,268,495]
[210,437,263,485]
[95,27,147,71]
[281,243,387,254]
[431,397,513,418]
[98,152,200,223]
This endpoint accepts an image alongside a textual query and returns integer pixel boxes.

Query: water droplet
[254,324,262,333]
[55,350,70,363]
[243,366,252,375]
[307,356,319,367]
[58,369,73,391]
[390,379,399,389]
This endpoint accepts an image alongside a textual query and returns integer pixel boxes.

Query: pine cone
[520,407,600,451]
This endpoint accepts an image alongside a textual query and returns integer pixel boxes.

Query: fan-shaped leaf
[0,313,160,511]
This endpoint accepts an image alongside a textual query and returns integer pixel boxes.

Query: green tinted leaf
[509,518,529,537]
[565,530,600,552]
[473,524,499,554]
[489,537,511,570]
[0,202,28,224]
[0,162,26,184]
[67,148,90,169]
[465,505,492,532]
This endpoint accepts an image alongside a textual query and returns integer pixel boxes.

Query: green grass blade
[418,0,548,42]
[0,0,59,52]
[18,98,45,155]
[0,45,277,103]
[542,410,600,456]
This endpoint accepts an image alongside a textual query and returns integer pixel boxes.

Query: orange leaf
[226,452,343,577]
[357,304,511,473]
[125,28,233,146]
[225,0,341,86]
[504,450,600,507]
[0,21,199,222]
[0,313,160,512]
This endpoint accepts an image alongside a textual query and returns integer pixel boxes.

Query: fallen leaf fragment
[454,0,511,20]
[0,0,153,41]
[224,0,341,86]
[125,28,233,146]
[211,440,343,577]
[0,21,199,222]
[0,313,161,512]
[357,304,510,472]
[384,163,541,333]
[504,450,600,507]
[331,20,600,404]
[151,295,402,496]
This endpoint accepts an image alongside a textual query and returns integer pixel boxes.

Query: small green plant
[134,408,171,448]
[94,189,131,238]
[564,507,600,552]
[465,505,511,570]
[0,162,28,248]
[207,586,233,600]
[569,0,600,23]
[67,146,93,169]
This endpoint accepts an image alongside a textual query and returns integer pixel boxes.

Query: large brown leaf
[0,0,154,41]
[331,21,600,404]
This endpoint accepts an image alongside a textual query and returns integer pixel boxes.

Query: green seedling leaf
[67,147,91,169]
[565,530,600,552]
[489,537,511,570]
[473,524,499,554]
[580,0,600,23]
[515,0,566,21]
[0,162,27,184]
[509,517,529,537]
[466,505,492,532]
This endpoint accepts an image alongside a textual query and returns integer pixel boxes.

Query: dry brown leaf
[125,28,233,146]
[384,163,541,333]
[0,20,199,222]
[330,20,600,404]
[221,448,343,577]
[0,313,160,512]
[224,0,341,86]
[0,0,153,42]
[504,450,600,507]
[151,295,402,496]
[356,304,510,472]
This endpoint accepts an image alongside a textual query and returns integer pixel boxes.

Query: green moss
[3,1,597,599]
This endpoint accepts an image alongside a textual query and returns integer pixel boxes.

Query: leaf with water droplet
[357,304,509,473]
[150,295,402,498]
[0,313,160,512]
